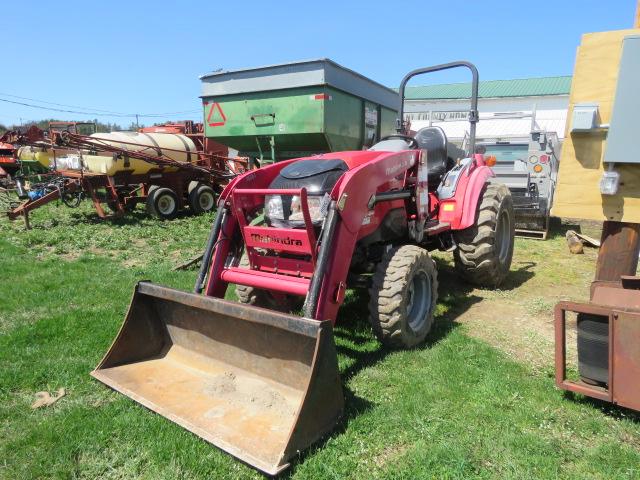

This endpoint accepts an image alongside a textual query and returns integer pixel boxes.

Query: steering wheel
[378,134,419,149]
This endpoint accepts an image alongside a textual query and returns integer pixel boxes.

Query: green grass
[1,202,639,479]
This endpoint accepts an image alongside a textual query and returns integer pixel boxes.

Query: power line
[138,109,202,117]
[0,96,201,119]
[0,97,134,117]
[0,92,133,115]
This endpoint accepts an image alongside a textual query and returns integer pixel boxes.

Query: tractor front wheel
[235,253,297,312]
[453,182,514,287]
[368,245,438,348]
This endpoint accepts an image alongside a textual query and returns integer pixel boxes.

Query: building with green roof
[403,76,572,100]
[403,75,572,140]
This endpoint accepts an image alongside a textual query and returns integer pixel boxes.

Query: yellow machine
[17,132,199,176]
[81,132,199,175]
[553,4,640,414]
[553,27,640,222]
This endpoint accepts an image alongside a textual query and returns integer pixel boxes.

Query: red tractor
[197,61,514,346]
[93,62,515,475]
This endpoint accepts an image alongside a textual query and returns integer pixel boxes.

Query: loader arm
[312,150,419,321]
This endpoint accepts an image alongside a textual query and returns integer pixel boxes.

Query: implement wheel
[453,182,514,287]
[189,183,216,214]
[368,245,438,348]
[148,187,179,220]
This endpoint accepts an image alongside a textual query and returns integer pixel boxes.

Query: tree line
[0,119,144,136]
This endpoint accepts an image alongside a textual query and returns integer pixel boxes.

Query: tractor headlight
[265,193,330,227]
[288,193,330,224]
[265,194,285,221]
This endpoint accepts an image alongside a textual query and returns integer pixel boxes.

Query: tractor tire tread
[368,245,438,348]
[453,182,514,288]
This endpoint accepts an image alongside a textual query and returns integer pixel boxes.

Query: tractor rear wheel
[453,182,514,287]
[368,245,438,348]
[235,253,296,313]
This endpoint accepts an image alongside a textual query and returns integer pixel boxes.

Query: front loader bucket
[91,282,343,475]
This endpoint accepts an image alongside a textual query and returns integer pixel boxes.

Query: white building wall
[405,94,569,141]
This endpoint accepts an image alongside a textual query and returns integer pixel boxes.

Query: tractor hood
[268,158,348,194]
[280,158,348,179]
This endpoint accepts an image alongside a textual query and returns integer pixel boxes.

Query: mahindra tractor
[92,62,515,475]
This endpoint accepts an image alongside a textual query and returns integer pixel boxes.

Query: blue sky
[2,0,637,127]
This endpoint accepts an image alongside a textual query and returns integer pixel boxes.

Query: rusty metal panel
[612,311,640,411]
[554,301,614,402]
[592,285,640,310]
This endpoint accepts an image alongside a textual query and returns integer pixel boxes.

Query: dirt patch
[122,258,144,268]
[131,238,148,248]
[88,246,110,256]
[436,229,600,373]
[456,294,580,372]
[373,443,410,469]
[204,372,295,418]
[620,431,640,450]
[59,251,81,261]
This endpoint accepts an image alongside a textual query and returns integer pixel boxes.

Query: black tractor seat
[414,127,459,187]
[369,127,464,187]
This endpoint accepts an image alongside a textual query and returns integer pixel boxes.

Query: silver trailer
[479,129,561,239]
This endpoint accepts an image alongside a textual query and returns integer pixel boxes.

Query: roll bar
[397,61,479,156]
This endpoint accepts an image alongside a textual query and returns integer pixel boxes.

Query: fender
[439,163,495,230]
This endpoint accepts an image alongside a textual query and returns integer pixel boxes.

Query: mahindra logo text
[251,233,303,246]
[385,154,415,176]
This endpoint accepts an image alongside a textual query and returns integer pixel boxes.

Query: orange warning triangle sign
[207,102,227,127]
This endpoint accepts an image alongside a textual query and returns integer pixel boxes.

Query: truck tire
[368,245,438,348]
[150,187,179,220]
[189,183,216,214]
[235,253,295,312]
[453,182,514,287]
[577,313,609,386]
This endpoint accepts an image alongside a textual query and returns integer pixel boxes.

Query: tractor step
[425,221,450,236]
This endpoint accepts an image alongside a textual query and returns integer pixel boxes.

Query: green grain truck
[200,59,399,164]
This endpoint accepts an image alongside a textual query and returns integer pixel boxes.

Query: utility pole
[135,114,140,129]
